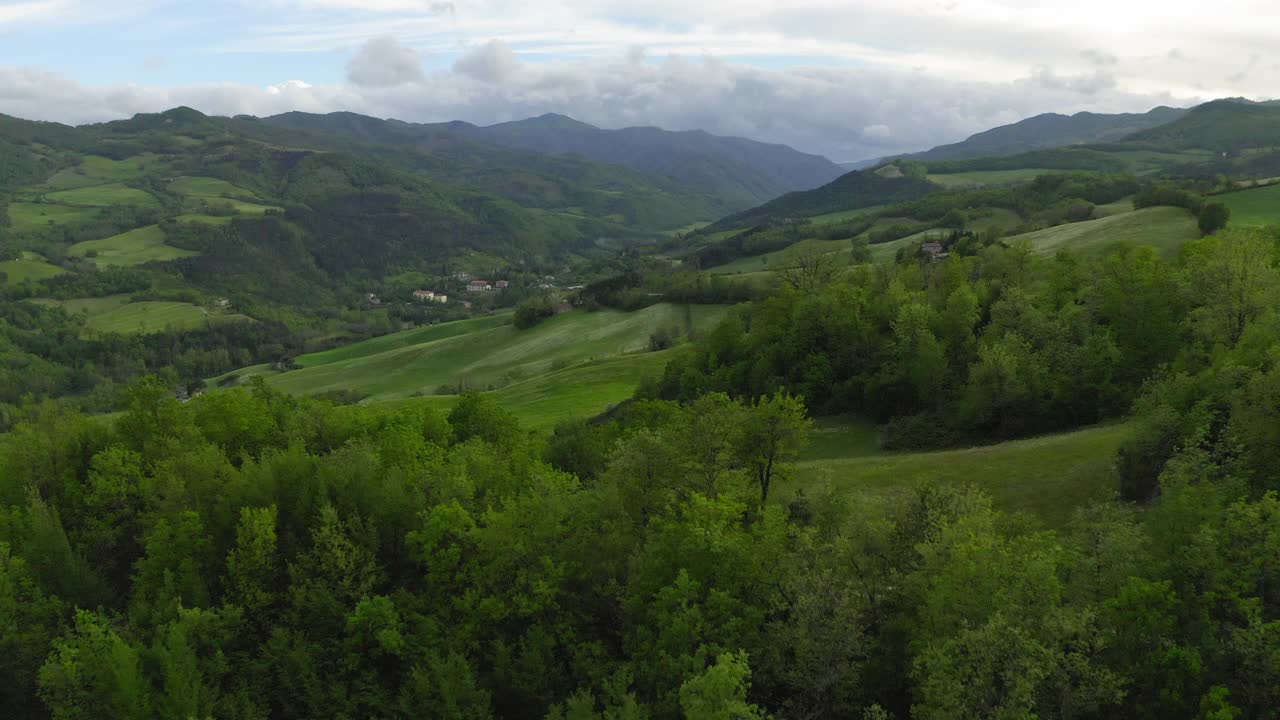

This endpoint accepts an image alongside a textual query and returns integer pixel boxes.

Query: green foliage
[1198,202,1230,235]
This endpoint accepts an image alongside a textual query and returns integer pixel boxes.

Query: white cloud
[346,36,425,87]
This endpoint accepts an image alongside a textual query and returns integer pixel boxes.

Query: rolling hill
[433,113,845,208]
[902,106,1187,161]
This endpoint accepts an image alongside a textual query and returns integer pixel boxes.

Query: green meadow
[1216,182,1280,227]
[68,225,199,266]
[7,202,99,232]
[222,304,732,404]
[927,168,1056,188]
[41,154,163,190]
[0,258,66,285]
[784,421,1132,528]
[1008,206,1199,256]
[46,183,158,207]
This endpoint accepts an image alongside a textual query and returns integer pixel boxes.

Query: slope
[441,113,845,208]
[903,106,1186,161]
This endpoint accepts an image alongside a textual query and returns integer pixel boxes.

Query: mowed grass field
[46,183,157,207]
[400,350,678,430]
[7,202,99,232]
[297,314,514,367]
[928,168,1056,188]
[84,302,212,334]
[783,421,1132,527]
[1008,206,1199,256]
[1216,183,1280,227]
[41,154,165,190]
[0,258,66,285]
[226,304,732,404]
[69,225,199,266]
[169,176,261,199]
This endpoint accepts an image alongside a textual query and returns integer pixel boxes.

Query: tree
[678,652,767,720]
[1198,202,1230,236]
[779,244,842,292]
[735,393,811,505]
[1185,229,1280,346]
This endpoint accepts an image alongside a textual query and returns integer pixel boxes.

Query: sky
[0,0,1276,161]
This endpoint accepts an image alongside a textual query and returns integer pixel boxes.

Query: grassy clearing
[783,422,1131,527]
[1217,183,1280,227]
[42,154,164,190]
[83,302,250,335]
[174,214,236,225]
[1094,197,1135,217]
[1007,206,1199,256]
[928,168,1055,188]
[246,304,732,402]
[0,259,66,285]
[402,351,678,431]
[8,203,99,232]
[169,176,261,199]
[707,238,850,275]
[46,183,157,207]
[807,205,886,223]
[69,225,199,266]
[181,197,281,215]
[297,314,514,367]
[32,294,132,316]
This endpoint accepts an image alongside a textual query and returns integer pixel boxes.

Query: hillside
[251,112,733,227]
[1124,99,1280,151]
[903,106,1186,161]
[438,113,845,208]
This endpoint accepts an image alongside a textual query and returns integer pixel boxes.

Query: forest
[4,221,1280,718]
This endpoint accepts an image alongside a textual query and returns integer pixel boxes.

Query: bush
[1198,202,1230,235]
[513,296,556,329]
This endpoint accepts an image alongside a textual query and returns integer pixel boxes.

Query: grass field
[807,205,887,223]
[228,304,732,403]
[169,176,261,199]
[7,202,99,232]
[1007,206,1199,256]
[33,294,132,316]
[400,350,678,430]
[69,225,199,266]
[1217,183,1280,227]
[82,302,251,335]
[0,258,66,285]
[928,168,1055,188]
[297,314,514,367]
[174,214,236,225]
[42,154,164,190]
[46,183,157,207]
[707,238,851,275]
[783,422,1131,527]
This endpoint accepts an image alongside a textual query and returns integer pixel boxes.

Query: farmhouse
[467,280,493,292]
[413,289,447,303]
[921,241,948,260]
[495,280,510,290]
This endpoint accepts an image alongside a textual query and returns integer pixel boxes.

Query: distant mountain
[1123,99,1280,152]
[436,113,846,208]
[902,106,1187,162]
[839,158,883,172]
[253,111,732,230]
[700,162,936,232]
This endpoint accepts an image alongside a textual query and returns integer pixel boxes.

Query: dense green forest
[8,98,1280,719]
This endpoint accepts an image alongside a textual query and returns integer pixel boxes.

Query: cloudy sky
[1,0,1275,161]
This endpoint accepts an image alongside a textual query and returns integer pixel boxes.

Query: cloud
[0,45,1199,162]
[453,40,521,84]
[345,36,425,87]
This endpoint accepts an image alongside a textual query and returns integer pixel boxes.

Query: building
[921,241,948,260]
[495,280,510,290]
[412,290,435,301]
[366,293,382,306]
[467,280,493,292]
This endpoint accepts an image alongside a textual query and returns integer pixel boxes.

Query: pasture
[46,183,158,207]
[783,421,1132,528]
[168,176,261,199]
[234,304,732,403]
[0,258,66,285]
[69,225,199,266]
[7,202,99,232]
[41,154,162,190]
[927,168,1055,188]
[83,302,251,335]
[1216,182,1280,227]
[1007,206,1199,256]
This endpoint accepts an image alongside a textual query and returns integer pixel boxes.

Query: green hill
[1124,99,1280,152]
[224,303,731,403]
[903,106,1186,161]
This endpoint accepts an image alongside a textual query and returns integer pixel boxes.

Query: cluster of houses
[466,279,510,292]
[412,289,449,303]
